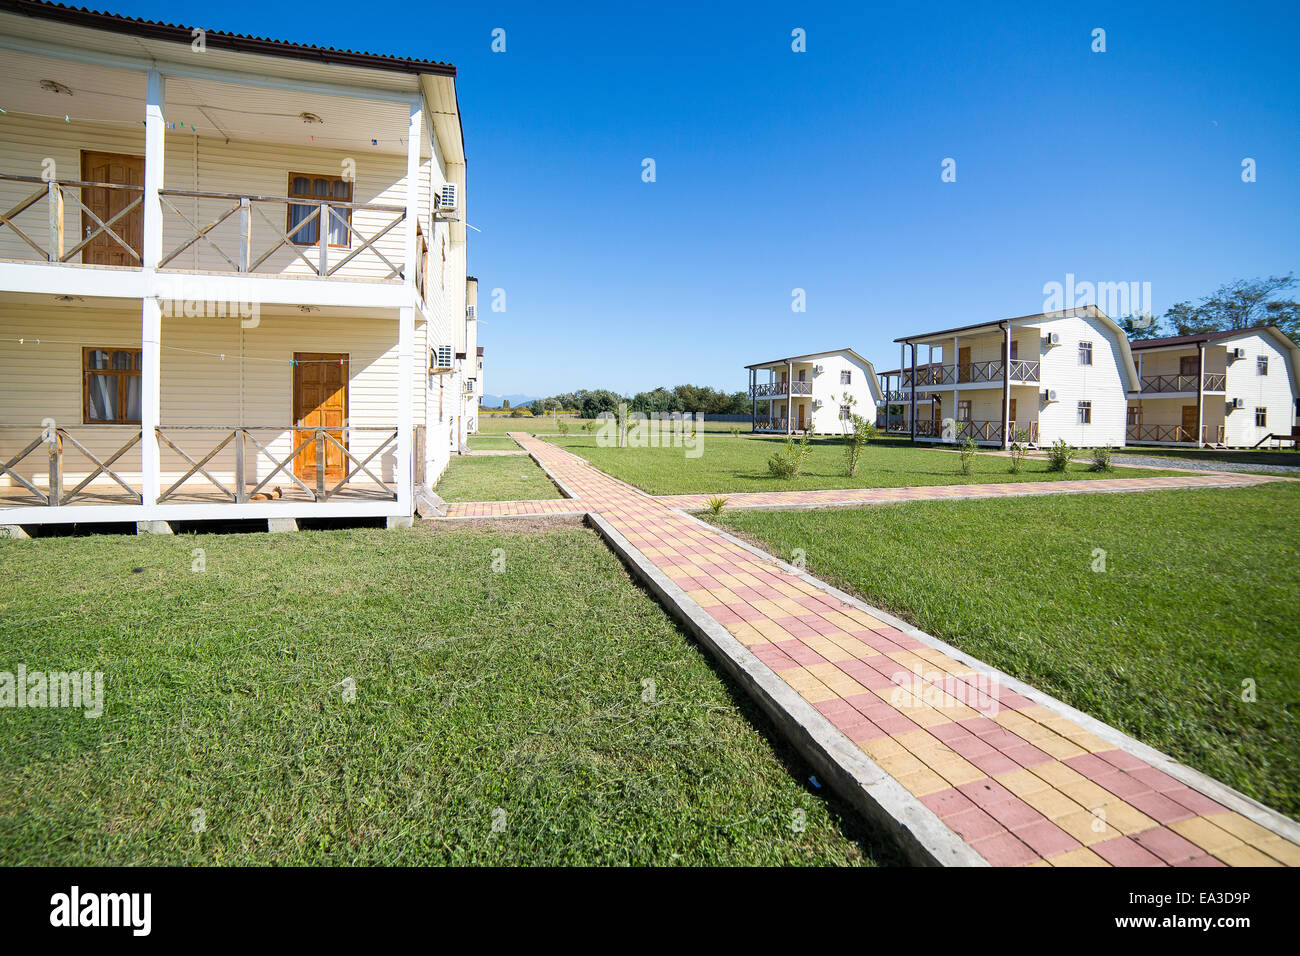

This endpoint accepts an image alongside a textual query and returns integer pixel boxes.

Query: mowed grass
[712,482,1300,816]
[435,454,561,502]
[549,434,1186,496]
[0,525,888,865]
[477,415,585,435]
[466,433,521,451]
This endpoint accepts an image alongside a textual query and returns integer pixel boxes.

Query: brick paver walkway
[448,435,1298,866]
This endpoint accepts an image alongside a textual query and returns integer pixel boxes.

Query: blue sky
[117,0,1300,395]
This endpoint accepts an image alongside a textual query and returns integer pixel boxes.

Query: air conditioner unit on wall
[1042,388,1058,402]
[437,182,458,212]
[1044,332,1061,346]
[1229,347,1246,360]
[813,364,824,374]
[1230,397,1245,409]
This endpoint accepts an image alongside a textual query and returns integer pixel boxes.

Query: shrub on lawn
[958,436,979,475]
[1047,438,1075,472]
[1008,428,1029,474]
[841,398,877,477]
[1090,443,1114,472]
[556,420,570,435]
[706,495,727,515]
[581,419,596,434]
[729,425,741,438]
[768,430,812,479]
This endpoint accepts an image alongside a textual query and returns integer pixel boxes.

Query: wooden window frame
[82,347,142,425]
[957,400,972,422]
[1257,355,1269,376]
[1256,407,1267,427]
[840,370,851,385]
[286,172,353,248]
[1077,400,1092,425]
[1078,341,1093,366]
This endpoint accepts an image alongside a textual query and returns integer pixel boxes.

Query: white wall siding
[1223,332,1296,446]
[1034,315,1128,447]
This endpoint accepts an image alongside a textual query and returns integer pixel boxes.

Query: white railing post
[47,181,63,261]
[318,202,329,276]
[396,96,422,512]
[238,197,251,272]
[141,69,166,508]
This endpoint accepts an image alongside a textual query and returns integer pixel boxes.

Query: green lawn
[712,482,1300,817]
[477,415,585,435]
[0,525,888,865]
[466,433,521,451]
[549,434,1187,496]
[435,454,562,502]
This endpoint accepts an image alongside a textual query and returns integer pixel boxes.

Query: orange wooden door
[80,151,144,266]
[1181,405,1198,442]
[1008,398,1017,425]
[798,403,806,430]
[293,353,349,482]
[958,346,972,382]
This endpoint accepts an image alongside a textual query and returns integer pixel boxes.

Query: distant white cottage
[744,349,882,435]
[1127,326,1300,447]
[879,307,1138,448]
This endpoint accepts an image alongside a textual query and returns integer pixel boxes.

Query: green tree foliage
[1162,275,1299,339]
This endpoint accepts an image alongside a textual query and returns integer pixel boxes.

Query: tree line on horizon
[1118,274,1299,342]
[515,384,751,419]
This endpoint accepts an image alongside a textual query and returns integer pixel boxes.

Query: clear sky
[115,0,1300,395]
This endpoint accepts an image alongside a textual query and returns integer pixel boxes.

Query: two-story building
[882,306,1138,448]
[745,349,882,434]
[1127,326,1300,447]
[0,1,469,534]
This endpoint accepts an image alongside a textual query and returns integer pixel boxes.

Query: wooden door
[1181,405,1198,443]
[80,151,144,266]
[798,403,806,430]
[1180,356,1200,375]
[1008,398,1018,427]
[293,353,349,483]
[958,346,972,382]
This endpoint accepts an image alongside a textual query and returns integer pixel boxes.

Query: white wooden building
[1127,326,1300,447]
[0,2,470,533]
[744,349,883,434]
[881,307,1138,448]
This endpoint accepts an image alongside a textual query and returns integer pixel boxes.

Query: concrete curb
[586,510,989,867]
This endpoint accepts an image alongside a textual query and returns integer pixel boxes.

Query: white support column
[786,359,793,434]
[397,97,422,514]
[141,69,165,505]
[1002,323,1012,449]
[1196,342,1206,447]
[951,335,960,441]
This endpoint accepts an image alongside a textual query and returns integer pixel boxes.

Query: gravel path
[1114,454,1300,475]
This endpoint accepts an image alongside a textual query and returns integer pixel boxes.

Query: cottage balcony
[912,418,1040,445]
[1126,423,1225,445]
[901,359,1041,390]
[1131,372,1226,395]
[749,380,812,398]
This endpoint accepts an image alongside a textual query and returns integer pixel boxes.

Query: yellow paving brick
[1020,787,1085,822]
[1031,733,1087,761]
[1256,837,1300,867]
[877,751,929,780]
[806,662,866,697]
[772,582,807,600]
[751,618,794,641]
[819,610,860,632]
[749,599,787,619]
[1213,844,1282,867]
[885,650,929,674]
[1094,799,1157,837]
[802,634,855,663]
[780,668,838,704]
[724,622,767,647]
[925,753,987,788]
[842,607,886,629]
[1045,846,1110,867]
[825,633,875,658]
[1064,730,1117,754]
[1050,809,1110,846]
[861,736,907,763]
[895,767,952,797]
[1203,812,1283,847]
[686,589,722,608]
[1169,817,1243,856]
[1059,779,1120,809]
[996,768,1053,798]
[894,729,945,756]
[1029,761,1088,790]
[774,598,808,617]
[1026,859,1052,867]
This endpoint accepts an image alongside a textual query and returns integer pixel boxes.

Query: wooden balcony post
[1001,322,1011,449]
[237,197,251,273]
[47,428,61,507]
[47,181,64,261]
[234,428,247,503]
[316,429,326,500]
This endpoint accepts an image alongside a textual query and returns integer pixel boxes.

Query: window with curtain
[83,348,142,424]
[287,174,353,246]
